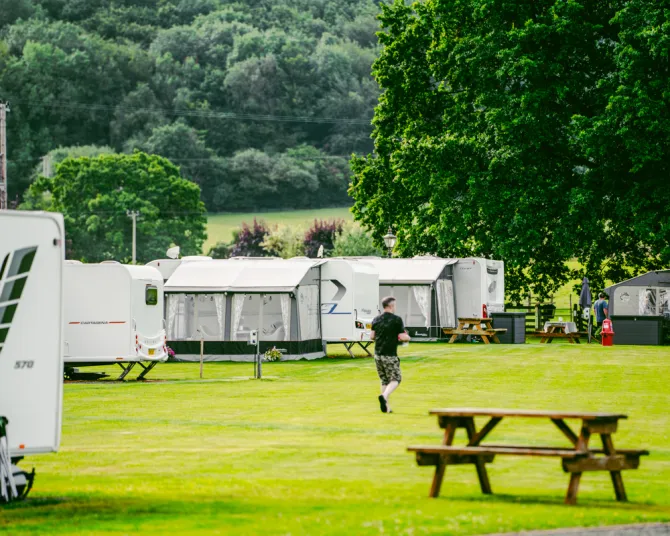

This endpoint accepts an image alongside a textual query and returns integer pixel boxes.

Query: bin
[491,312,526,344]
[610,315,663,345]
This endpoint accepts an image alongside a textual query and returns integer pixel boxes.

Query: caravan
[356,258,458,340]
[147,255,212,283]
[454,258,505,319]
[319,259,379,356]
[63,262,168,380]
[0,211,65,501]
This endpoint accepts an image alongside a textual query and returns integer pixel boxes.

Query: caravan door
[0,211,64,456]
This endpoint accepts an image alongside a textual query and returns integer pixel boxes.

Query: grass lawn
[4,343,669,535]
[205,207,354,252]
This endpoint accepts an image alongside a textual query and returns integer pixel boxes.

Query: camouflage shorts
[374,355,402,385]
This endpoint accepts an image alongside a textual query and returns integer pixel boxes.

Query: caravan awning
[165,259,319,293]
[360,258,458,284]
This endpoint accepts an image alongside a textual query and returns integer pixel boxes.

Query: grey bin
[610,315,664,345]
[491,312,526,344]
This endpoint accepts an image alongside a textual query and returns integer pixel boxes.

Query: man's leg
[382,380,399,400]
[375,358,389,413]
[381,357,402,412]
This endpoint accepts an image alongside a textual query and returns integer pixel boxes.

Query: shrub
[261,225,305,259]
[303,219,345,258]
[229,219,270,257]
[207,241,232,259]
[331,223,383,257]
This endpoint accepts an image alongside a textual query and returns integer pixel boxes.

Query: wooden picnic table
[539,322,581,344]
[408,408,648,505]
[442,317,506,344]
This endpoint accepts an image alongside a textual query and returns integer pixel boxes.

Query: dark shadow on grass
[442,493,661,510]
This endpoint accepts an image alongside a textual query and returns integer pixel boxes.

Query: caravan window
[145,285,158,306]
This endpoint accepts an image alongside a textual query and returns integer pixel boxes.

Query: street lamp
[382,227,397,258]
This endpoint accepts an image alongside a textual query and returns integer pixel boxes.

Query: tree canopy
[0,0,382,211]
[351,0,670,300]
[24,152,207,263]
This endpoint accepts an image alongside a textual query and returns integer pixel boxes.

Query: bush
[208,241,232,259]
[261,225,305,259]
[303,219,345,258]
[230,219,270,257]
[331,223,383,257]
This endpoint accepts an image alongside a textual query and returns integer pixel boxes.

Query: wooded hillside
[0,0,381,211]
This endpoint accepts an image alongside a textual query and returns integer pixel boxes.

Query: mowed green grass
[5,344,669,535]
[204,207,354,252]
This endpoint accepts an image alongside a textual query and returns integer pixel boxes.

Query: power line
[10,97,373,126]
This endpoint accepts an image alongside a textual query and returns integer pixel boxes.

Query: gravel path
[485,523,670,536]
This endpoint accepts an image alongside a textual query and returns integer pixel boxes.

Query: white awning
[360,258,457,284]
[165,259,319,293]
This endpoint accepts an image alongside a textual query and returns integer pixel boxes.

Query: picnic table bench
[408,408,648,505]
[442,317,507,344]
[536,322,581,344]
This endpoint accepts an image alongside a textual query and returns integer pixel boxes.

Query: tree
[331,223,382,257]
[350,0,670,301]
[303,219,344,258]
[230,219,270,257]
[23,152,206,263]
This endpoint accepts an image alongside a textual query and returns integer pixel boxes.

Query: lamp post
[383,227,397,258]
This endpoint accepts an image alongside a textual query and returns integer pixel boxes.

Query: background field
[4,344,669,535]
[204,207,354,252]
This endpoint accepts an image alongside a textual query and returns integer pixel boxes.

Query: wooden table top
[429,408,628,420]
[458,317,493,323]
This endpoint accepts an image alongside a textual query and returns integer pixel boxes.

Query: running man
[370,296,410,414]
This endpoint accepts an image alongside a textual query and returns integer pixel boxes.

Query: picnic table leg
[565,423,591,505]
[601,434,627,502]
[464,418,493,494]
[429,421,457,498]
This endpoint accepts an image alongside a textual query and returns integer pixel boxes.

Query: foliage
[261,224,305,259]
[207,241,231,260]
[330,222,382,257]
[23,152,206,263]
[263,346,283,362]
[229,218,270,257]
[351,0,670,301]
[303,218,344,258]
[0,0,381,210]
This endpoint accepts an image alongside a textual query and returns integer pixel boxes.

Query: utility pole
[127,210,140,264]
[0,102,8,210]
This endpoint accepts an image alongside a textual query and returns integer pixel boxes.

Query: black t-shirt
[372,312,405,357]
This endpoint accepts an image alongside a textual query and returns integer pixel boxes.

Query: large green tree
[24,152,207,263]
[351,0,670,301]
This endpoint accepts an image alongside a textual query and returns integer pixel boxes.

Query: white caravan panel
[0,211,64,456]
[320,260,378,342]
[454,258,506,318]
[64,264,167,363]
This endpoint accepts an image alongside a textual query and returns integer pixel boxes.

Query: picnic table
[442,317,506,344]
[408,408,648,505]
[538,322,581,344]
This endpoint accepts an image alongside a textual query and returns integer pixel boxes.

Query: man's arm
[370,330,376,341]
[397,318,410,341]
[604,306,609,318]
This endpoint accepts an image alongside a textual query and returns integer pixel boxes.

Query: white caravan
[319,259,379,356]
[147,256,212,282]
[63,262,168,380]
[454,258,505,318]
[0,211,65,501]
[352,257,458,340]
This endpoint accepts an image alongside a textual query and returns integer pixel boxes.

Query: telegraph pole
[0,102,8,210]
[127,210,140,264]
